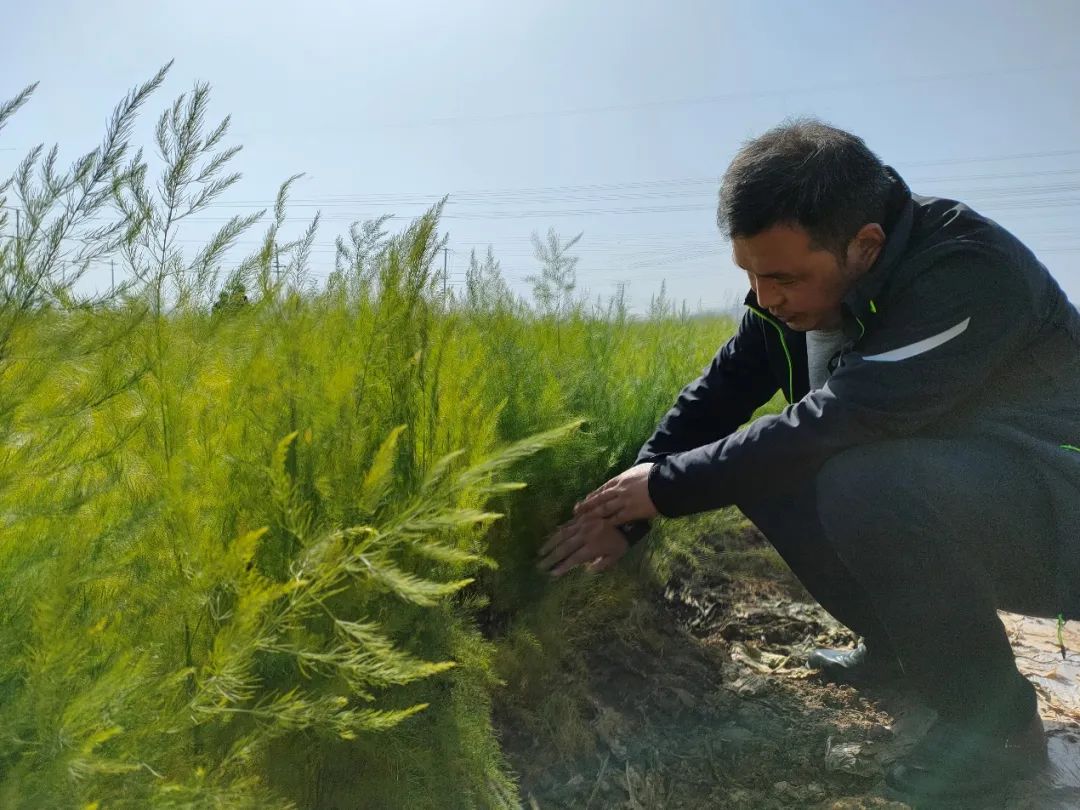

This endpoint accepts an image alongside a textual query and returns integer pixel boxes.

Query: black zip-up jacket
[627,170,1080,617]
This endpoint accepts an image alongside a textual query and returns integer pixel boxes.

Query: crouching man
[539,119,1080,803]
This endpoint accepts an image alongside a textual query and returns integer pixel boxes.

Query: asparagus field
[0,68,736,808]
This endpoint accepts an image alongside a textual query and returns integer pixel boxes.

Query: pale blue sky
[3,1,1079,310]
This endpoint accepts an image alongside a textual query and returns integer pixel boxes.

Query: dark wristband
[616,519,652,546]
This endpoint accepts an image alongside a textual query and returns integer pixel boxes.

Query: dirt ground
[502,529,1080,810]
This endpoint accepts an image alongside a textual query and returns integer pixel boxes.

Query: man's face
[732,225,867,332]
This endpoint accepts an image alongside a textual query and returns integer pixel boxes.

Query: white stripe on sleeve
[863,317,971,362]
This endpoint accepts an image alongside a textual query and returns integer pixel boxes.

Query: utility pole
[110,259,115,295]
[14,209,20,243]
[442,246,448,301]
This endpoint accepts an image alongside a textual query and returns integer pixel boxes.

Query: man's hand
[536,513,630,577]
[573,463,659,524]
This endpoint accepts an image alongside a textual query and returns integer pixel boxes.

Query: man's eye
[777,278,797,287]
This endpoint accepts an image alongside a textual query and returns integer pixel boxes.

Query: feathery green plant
[0,68,736,808]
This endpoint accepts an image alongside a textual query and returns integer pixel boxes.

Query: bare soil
[501,529,1080,809]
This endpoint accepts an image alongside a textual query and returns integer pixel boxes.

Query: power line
[378,61,1080,128]
[11,150,1080,227]
[181,155,1080,211]
[14,150,1080,296]
[84,193,1080,225]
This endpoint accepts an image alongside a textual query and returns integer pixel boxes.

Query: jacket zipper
[747,306,795,404]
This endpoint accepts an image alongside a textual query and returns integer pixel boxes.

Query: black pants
[738,437,1059,729]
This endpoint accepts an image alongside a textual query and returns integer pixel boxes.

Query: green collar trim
[747,305,795,404]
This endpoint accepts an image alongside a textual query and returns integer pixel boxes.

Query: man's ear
[846,223,886,271]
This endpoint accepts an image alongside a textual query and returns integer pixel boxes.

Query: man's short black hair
[717,118,894,256]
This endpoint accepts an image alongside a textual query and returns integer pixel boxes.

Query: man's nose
[755,279,782,309]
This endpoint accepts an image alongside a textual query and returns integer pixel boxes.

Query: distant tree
[526,228,581,318]
[464,245,513,311]
[211,276,250,314]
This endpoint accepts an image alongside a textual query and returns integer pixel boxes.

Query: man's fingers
[585,555,614,573]
[572,496,592,517]
[594,492,625,520]
[538,519,585,557]
[537,523,569,558]
[537,527,584,572]
[606,503,634,524]
[550,543,602,577]
[576,488,619,517]
[575,479,618,514]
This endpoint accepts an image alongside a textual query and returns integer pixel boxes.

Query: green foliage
[526,228,581,318]
[0,69,737,808]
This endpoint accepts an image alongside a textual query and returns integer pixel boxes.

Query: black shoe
[885,713,1047,803]
[806,641,902,686]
